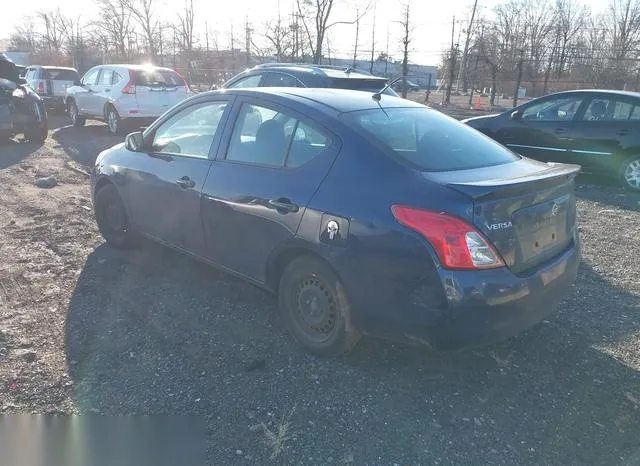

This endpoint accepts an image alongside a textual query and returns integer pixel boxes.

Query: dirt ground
[0,109,639,465]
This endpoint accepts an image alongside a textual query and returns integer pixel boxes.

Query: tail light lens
[391,205,505,270]
[122,69,136,94]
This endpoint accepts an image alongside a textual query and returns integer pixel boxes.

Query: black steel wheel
[278,255,361,356]
[94,183,137,248]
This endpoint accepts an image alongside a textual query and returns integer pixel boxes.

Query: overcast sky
[0,0,611,66]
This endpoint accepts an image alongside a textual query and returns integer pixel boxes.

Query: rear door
[123,97,233,253]
[564,94,640,174]
[496,93,586,162]
[201,98,340,282]
[89,68,114,116]
[133,68,188,118]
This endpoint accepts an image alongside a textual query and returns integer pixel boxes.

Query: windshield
[341,107,520,171]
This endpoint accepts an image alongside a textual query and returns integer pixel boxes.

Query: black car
[217,63,399,96]
[462,90,640,190]
[0,54,48,143]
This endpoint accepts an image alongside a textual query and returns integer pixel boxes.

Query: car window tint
[285,121,330,168]
[631,105,640,120]
[227,74,262,88]
[98,69,113,85]
[134,69,183,87]
[262,72,300,87]
[112,72,122,85]
[151,101,228,158]
[82,69,100,85]
[522,96,583,121]
[43,69,79,81]
[582,98,614,121]
[612,101,635,120]
[226,103,295,167]
[342,107,520,171]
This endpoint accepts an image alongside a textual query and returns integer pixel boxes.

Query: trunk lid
[43,69,79,97]
[430,160,580,275]
[133,69,188,116]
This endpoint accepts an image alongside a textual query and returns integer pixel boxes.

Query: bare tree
[296,0,370,64]
[398,3,412,98]
[94,0,133,59]
[352,8,360,68]
[264,14,293,62]
[8,17,39,53]
[125,0,159,60]
[38,9,67,56]
[176,0,196,58]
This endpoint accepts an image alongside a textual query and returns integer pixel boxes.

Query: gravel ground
[0,112,639,465]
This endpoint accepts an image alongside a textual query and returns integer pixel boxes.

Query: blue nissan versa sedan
[91,87,581,356]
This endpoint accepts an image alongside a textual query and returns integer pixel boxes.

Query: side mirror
[73,80,82,86]
[17,77,27,85]
[509,109,522,120]
[125,132,145,152]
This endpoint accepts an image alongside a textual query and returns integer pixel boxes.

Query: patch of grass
[254,406,296,460]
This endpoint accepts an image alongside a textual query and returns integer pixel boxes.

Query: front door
[75,68,100,115]
[202,98,339,282]
[122,98,233,253]
[496,93,586,163]
[564,94,640,175]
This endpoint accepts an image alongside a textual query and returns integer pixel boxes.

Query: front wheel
[278,255,361,356]
[68,100,85,127]
[94,183,138,249]
[619,155,640,191]
[106,106,123,135]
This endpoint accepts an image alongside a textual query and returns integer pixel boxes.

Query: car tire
[25,123,48,144]
[68,100,85,127]
[94,183,138,249]
[278,255,361,356]
[619,155,640,191]
[106,106,123,135]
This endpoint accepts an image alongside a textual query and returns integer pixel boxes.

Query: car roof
[29,66,77,71]
[210,87,426,114]
[545,89,640,99]
[103,64,177,72]
[248,63,386,80]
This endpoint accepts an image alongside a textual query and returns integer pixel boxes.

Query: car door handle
[268,198,299,213]
[104,89,110,93]
[176,176,195,189]
[616,129,630,136]
[554,128,568,134]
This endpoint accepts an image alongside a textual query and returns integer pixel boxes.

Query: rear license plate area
[513,194,570,255]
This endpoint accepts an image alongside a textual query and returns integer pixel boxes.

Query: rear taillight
[122,69,136,94]
[391,205,505,270]
[36,82,45,93]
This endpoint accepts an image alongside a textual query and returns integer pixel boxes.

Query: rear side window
[134,69,183,87]
[98,69,113,85]
[342,107,520,171]
[43,69,79,81]
[227,74,262,88]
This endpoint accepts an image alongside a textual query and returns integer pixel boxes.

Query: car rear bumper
[407,240,580,350]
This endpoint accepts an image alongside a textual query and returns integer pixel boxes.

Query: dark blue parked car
[91,88,581,356]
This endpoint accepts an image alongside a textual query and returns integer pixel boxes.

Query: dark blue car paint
[92,88,581,350]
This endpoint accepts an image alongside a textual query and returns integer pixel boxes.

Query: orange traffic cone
[474,96,482,111]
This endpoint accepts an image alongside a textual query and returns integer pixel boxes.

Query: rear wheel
[278,255,361,356]
[106,106,123,135]
[619,155,640,191]
[94,183,138,248]
[68,100,85,127]
[25,123,48,143]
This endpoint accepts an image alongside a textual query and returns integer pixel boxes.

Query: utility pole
[385,27,390,75]
[159,23,164,66]
[231,25,235,73]
[456,0,478,92]
[445,16,457,104]
[352,9,360,69]
[369,5,376,73]
[245,16,252,67]
[205,21,209,52]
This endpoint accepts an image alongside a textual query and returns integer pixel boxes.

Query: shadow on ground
[0,138,45,170]
[65,242,640,465]
[51,118,122,167]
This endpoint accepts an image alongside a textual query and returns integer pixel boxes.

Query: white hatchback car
[65,64,189,134]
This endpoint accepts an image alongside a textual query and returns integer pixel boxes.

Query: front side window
[226,74,262,88]
[98,69,113,86]
[82,68,100,86]
[151,101,228,158]
[226,103,331,168]
[521,96,584,121]
[342,107,520,171]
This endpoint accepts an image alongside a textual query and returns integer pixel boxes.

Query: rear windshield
[43,69,79,81]
[329,78,398,96]
[341,107,520,171]
[134,69,183,87]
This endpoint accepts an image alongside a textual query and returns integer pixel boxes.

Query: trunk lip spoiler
[445,163,581,200]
